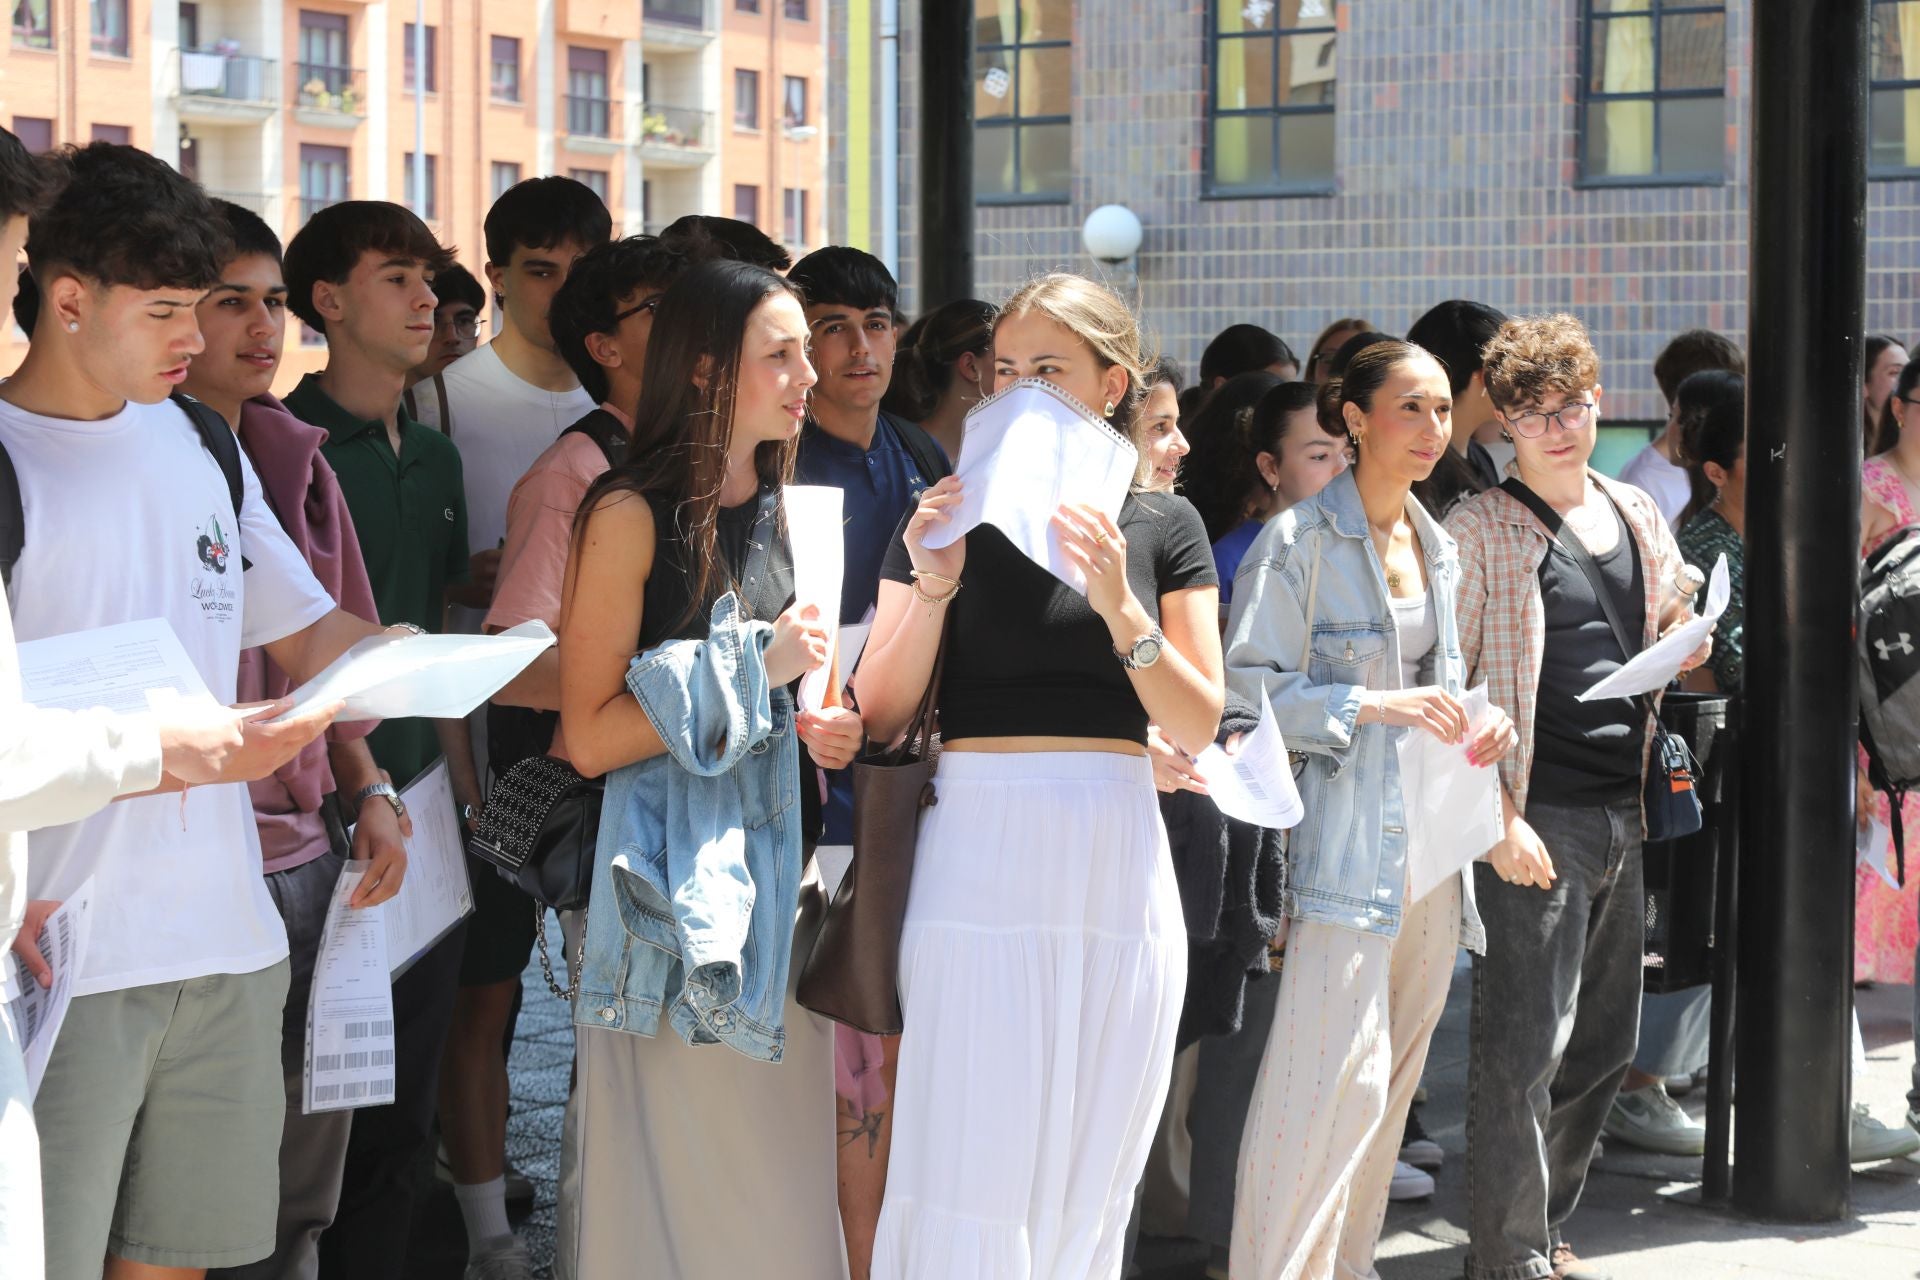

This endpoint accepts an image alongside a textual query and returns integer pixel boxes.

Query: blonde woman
[857,274,1225,1279]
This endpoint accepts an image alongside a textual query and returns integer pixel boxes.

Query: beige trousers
[1230,874,1461,1280]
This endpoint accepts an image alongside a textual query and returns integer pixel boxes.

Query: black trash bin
[1643,691,1733,993]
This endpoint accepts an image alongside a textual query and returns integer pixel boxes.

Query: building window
[734,68,761,129]
[783,76,808,128]
[734,183,760,224]
[91,123,129,145]
[179,1,199,48]
[782,187,807,247]
[783,0,806,18]
[299,143,349,223]
[569,168,610,203]
[404,153,438,222]
[568,47,612,138]
[974,0,1070,203]
[13,0,52,49]
[90,0,127,56]
[1870,1,1920,176]
[1207,0,1336,196]
[737,0,760,10]
[297,10,352,106]
[490,35,521,102]
[491,161,522,201]
[1580,0,1726,184]
[403,23,437,93]
[12,117,51,152]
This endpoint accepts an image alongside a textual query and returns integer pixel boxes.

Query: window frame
[782,74,807,128]
[89,0,128,57]
[403,22,437,94]
[299,142,350,226]
[1870,0,1920,179]
[13,0,52,51]
[568,167,611,203]
[490,34,522,103]
[491,160,522,201]
[566,46,613,139]
[11,116,52,152]
[734,67,761,130]
[1575,0,1729,189]
[734,183,760,224]
[404,152,438,222]
[781,186,808,248]
[1201,0,1339,200]
[783,0,807,19]
[974,1,1072,206]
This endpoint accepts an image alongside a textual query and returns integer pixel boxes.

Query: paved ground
[409,923,1920,1280]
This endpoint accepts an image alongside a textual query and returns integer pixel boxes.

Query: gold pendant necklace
[1387,567,1403,591]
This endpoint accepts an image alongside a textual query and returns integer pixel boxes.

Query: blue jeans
[1466,797,1644,1280]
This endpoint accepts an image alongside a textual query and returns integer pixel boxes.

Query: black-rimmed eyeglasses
[613,295,664,325]
[1504,401,1596,439]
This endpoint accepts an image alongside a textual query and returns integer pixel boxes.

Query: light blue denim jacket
[572,592,804,1062]
[1222,470,1486,953]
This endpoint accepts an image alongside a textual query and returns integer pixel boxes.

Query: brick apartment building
[1,0,828,390]
[831,0,1920,449]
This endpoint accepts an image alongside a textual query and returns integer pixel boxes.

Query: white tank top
[1390,591,1437,690]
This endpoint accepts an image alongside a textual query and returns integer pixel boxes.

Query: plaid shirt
[1443,472,1683,819]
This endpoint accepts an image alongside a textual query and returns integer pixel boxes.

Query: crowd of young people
[0,123,1915,1280]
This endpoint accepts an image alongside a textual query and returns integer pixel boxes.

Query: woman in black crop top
[856,273,1225,1280]
[555,260,865,1278]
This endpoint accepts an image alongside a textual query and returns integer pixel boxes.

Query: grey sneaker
[1850,1104,1920,1164]
[1388,1159,1434,1201]
[1602,1082,1706,1156]
[464,1235,533,1280]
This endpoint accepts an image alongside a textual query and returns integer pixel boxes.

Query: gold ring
[1093,532,1109,545]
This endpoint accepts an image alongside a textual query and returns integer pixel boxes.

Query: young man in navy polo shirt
[787,246,951,1275]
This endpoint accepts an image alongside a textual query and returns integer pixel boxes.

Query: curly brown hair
[1481,313,1600,413]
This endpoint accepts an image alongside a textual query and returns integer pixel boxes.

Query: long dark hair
[1178,370,1282,527]
[882,297,994,420]
[1199,323,1296,386]
[1674,370,1746,530]
[1866,334,1904,455]
[574,258,802,631]
[1188,380,1324,542]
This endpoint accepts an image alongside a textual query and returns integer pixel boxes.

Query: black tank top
[639,484,793,650]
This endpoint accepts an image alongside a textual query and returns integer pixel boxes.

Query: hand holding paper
[272,621,555,723]
[1578,554,1729,702]
[1857,813,1900,891]
[1400,685,1506,904]
[1192,692,1304,830]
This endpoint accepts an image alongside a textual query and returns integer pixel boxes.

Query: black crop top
[878,492,1218,744]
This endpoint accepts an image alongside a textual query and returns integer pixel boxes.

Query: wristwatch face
[1132,635,1164,667]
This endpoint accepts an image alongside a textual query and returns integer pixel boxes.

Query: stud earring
[1103,400,1115,418]
[66,320,78,333]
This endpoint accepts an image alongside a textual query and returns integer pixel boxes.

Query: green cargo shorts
[34,960,291,1278]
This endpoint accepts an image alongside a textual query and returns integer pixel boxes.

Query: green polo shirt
[286,373,470,787]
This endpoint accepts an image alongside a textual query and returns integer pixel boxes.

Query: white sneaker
[1602,1082,1706,1156]
[1850,1104,1920,1164]
[1388,1160,1435,1201]
[464,1235,533,1280]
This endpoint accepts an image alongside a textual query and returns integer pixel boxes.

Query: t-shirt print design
[190,509,240,622]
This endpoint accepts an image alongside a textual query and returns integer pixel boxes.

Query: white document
[15,618,213,714]
[785,485,846,712]
[1193,691,1305,830]
[273,621,554,724]
[304,865,397,1114]
[1399,686,1506,905]
[0,881,93,1098]
[921,378,1138,592]
[1578,554,1730,702]
[381,760,474,977]
[1857,814,1900,892]
[838,621,874,682]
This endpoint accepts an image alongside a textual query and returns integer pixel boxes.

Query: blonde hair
[996,272,1152,430]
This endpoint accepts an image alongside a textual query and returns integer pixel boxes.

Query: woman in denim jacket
[553,260,865,1279]
[1222,341,1515,1279]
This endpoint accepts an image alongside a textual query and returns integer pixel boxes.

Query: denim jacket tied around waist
[573,591,803,1062]
[1221,470,1486,954]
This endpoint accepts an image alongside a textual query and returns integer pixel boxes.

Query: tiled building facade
[1,0,828,390]
[831,1,1920,427]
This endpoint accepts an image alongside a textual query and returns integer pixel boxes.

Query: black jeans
[316,919,468,1280]
[1466,797,1643,1280]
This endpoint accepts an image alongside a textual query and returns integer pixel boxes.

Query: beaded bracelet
[910,570,961,606]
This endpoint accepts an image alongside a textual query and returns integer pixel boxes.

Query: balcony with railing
[564,93,621,153]
[642,0,713,50]
[639,103,713,167]
[293,63,365,127]
[175,49,278,122]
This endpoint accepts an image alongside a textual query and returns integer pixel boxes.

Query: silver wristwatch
[1114,626,1166,671]
[352,781,407,823]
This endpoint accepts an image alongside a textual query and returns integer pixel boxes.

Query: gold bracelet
[909,571,960,606]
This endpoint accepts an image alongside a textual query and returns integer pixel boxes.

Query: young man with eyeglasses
[1445,314,1709,1280]
[403,262,487,423]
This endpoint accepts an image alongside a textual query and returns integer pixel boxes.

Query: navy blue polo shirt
[793,411,945,844]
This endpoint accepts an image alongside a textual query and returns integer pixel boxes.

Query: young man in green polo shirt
[279,201,507,1280]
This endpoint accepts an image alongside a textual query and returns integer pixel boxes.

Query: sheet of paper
[1399,686,1506,904]
[838,621,874,682]
[15,619,213,714]
[1193,691,1305,830]
[0,880,92,1098]
[921,378,1138,592]
[1857,814,1900,891]
[1578,554,1730,702]
[786,485,846,712]
[381,760,474,977]
[304,865,397,1114]
[273,621,554,724]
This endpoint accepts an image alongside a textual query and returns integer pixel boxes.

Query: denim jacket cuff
[1320,681,1364,759]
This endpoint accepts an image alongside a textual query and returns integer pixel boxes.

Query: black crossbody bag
[1501,479,1703,841]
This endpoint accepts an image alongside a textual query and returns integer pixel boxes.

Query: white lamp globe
[1082,204,1144,264]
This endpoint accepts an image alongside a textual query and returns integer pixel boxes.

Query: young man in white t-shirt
[410,176,610,606]
[1,143,392,1280]
[1617,329,1746,526]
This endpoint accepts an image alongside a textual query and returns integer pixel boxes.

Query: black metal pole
[918,0,974,308]
[1733,0,1869,1221]
[1702,702,1738,1206]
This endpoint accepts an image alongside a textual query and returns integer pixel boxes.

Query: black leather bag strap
[0,439,20,591]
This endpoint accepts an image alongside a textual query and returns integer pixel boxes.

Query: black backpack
[0,391,247,590]
[1858,523,1920,884]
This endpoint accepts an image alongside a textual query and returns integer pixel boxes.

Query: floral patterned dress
[1857,457,1920,983]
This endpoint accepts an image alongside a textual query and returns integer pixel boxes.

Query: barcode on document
[1234,763,1269,800]
[312,1084,340,1103]
[313,1054,342,1073]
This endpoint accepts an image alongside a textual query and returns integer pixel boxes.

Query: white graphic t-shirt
[0,396,335,996]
